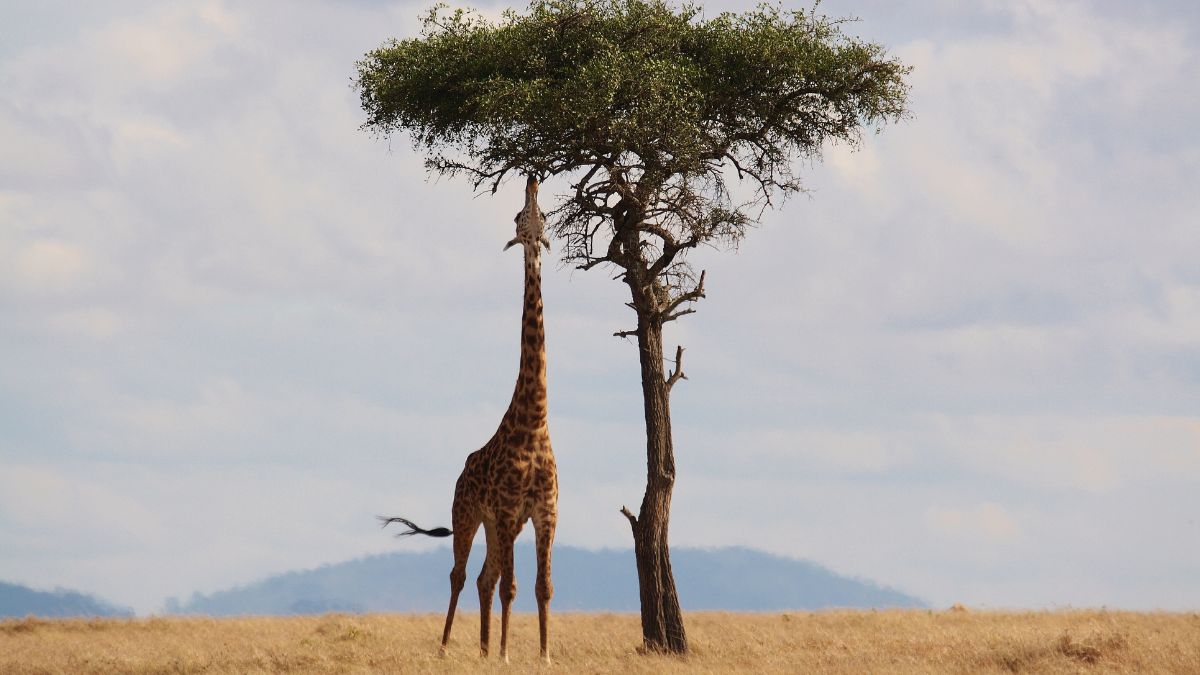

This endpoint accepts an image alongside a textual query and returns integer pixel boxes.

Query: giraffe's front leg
[496,522,520,665]
[534,509,556,664]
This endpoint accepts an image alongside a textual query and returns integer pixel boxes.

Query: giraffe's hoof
[438,645,448,659]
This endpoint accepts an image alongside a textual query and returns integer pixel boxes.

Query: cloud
[0,459,420,613]
[926,502,1022,544]
[0,464,166,555]
[10,240,94,292]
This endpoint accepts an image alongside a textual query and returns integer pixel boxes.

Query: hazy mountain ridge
[0,581,134,619]
[169,545,924,615]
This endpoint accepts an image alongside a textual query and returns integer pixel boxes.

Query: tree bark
[624,314,688,653]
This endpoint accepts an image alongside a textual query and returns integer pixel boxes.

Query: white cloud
[94,7,230,83]
[0,464,166,554]
[10,240,94,293]
[681,426,908,475]
[46,307,127,340]
[926,502,1022,544]
[0,460,420,613]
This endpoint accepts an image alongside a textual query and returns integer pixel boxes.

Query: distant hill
[0,581,133,619]
[168,545,923,615]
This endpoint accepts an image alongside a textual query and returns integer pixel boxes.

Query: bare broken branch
[620,505,638,530]
[666,345,688,390]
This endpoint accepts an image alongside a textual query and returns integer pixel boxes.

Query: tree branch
[662,307,697,323]
[661,269,706,322]
[641,222,679,249]
[620,505,638,530]
[666,345,688,390]
[579,255,613,271]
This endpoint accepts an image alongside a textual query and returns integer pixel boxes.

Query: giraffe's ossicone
[381,175,558,664]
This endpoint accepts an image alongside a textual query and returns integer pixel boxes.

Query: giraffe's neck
[506,245,547,427]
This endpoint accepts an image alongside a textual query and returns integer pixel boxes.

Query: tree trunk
[626,316,688,653]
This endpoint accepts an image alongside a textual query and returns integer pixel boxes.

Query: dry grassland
[2,610,1198,674]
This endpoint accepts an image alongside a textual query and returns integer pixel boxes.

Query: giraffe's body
[383,177,557,663]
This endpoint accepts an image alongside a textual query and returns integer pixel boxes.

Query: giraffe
[381,175,558,664]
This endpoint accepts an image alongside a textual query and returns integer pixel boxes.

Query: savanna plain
[3,610,1198,674]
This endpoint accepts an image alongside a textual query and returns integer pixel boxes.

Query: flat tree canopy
[356,0,909,653]
[357,0,908,267]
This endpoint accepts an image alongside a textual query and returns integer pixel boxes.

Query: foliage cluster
[356,0,909,282]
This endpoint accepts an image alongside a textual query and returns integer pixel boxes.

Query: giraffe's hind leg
[440,514,480,656]
[476,521,500,657]
[533,508,556,664]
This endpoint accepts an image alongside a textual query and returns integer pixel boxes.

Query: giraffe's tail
[377,515,452,538]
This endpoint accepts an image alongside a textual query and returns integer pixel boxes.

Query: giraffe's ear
[540,235,551,250]
[504,237,520,250]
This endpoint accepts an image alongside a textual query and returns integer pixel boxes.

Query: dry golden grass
[2,610,1198,674]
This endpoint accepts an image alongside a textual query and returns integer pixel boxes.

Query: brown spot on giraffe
[380,176,558,665]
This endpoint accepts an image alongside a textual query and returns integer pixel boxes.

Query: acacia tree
[356,0,908,653]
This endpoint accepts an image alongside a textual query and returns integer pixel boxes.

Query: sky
[1,0,1198,616]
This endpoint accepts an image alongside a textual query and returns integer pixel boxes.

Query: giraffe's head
[504,175,550,252]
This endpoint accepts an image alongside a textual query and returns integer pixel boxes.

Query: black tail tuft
[377,515,452,538]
